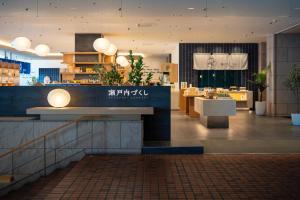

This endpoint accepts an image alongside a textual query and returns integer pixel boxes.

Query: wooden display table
[179,89,201,117]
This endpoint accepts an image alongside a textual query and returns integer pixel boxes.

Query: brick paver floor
[3,154,300,200]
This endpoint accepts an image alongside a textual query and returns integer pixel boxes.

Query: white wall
[30,59,66,79]
[143,55,168,82]
[0,48,65,85]
[171,44,179,64]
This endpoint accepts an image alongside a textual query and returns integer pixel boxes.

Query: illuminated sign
[107,89,150,100]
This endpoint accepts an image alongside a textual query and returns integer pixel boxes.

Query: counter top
[194,97,236,116]
[27,107,154,115]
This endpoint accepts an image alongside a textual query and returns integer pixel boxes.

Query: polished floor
[171,111,300,153]
[3,154,300,200]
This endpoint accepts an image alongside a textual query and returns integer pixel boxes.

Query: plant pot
[255,101,266,116]
[291,113,300,126]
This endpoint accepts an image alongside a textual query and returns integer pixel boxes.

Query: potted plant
[249,64,270,116]
[128,50,144,86]
[103,64,122,86]
[285,64,300,126]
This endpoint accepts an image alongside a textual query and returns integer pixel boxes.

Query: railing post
[76,121,78,143]
[91,120,94,153]
[11,152,14,176]
[43,136,46,176]
[54,148,57,165]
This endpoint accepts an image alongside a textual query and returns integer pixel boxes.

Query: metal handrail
[3,123,94,175]
[0,116,86,159]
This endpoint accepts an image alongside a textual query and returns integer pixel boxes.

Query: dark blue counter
[0,86,171,141]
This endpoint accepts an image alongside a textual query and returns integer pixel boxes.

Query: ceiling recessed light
[187,7,195,10]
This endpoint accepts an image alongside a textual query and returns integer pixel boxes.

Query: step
[142,141,204,154]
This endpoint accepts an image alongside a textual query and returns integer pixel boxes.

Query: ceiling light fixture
[35,44,50,56]
[1,39,61,57]
[104,43,118,56]
[93,38,110,53]
[11,37,31,51]
[119,0,123,17]
[187,7,195,10]
[116,56,129,67]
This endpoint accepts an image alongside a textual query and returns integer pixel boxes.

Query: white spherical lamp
[35,44,50,56]
[11,37,31,51]
[93,38,110,53]
[116,56,129,67]
[104,44,117,56]
[47,89,71,108]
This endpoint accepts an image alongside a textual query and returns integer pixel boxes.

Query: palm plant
[249,63,270,102]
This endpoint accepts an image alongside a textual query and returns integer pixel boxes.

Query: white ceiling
[0,0,300,56]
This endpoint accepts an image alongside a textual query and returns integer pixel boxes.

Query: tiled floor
[3,154,300,200]
[172,111,300,153]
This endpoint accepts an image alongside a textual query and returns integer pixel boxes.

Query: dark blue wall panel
[0,86,171,141]
[38,68,60,83]
[179,43,259,100]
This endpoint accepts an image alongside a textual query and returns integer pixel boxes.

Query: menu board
[193,53,248,70]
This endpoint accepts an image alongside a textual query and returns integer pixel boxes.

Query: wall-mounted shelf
[61,51,116,82]
[61,72,98,75]
[0,61,20,86]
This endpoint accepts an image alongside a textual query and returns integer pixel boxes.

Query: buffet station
[179,86,252,128]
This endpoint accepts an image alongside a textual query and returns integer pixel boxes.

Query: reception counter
[194,97,236,128]
[0,86,170,141]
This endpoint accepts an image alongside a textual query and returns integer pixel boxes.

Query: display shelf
[63,52,100,55]
[61,51,116,83]
[0,62,20,86]
[61,72,98,75]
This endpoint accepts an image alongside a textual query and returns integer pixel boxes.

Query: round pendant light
[47,89,71,108]
[104,44,117,56]
[11,37,31,51]
[116,56,129,67]
[93,38,110,53]
[35,44,50,56]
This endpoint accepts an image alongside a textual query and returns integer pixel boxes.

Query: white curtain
[193,53,248,70]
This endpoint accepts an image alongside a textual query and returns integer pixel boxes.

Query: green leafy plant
[248,63,270,102]
[91,64,105,82]
[128,50,144,86]
[285,64,300,103]
[145,72,153,85]
[103,64,122,86]
[27,76,37,86]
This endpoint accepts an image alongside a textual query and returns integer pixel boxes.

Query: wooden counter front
[179,90,200,117]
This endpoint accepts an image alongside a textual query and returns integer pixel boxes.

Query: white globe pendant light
[104,44,117,56]
[93,38,110,53]
[11,37,31,51]
[47,89,71,108]
[116,56,129,67]
[35,44,50,56]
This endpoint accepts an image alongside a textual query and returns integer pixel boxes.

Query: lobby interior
[1,0,300,199]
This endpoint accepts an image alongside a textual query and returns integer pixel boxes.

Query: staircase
[3,162,77,200]
[0,117,92,196]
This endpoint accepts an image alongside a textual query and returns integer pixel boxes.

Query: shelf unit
[0,61,20,86]
[61,52,116,82]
